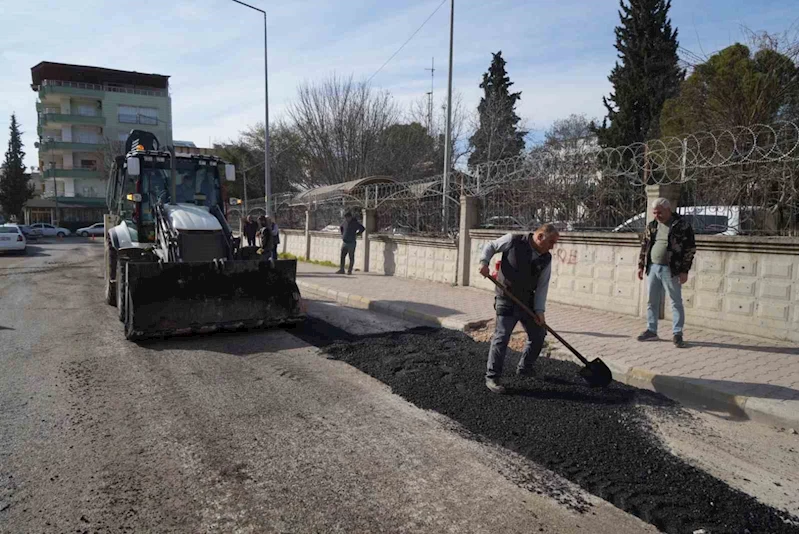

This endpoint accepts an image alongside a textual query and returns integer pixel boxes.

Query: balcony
[40,113,105,127]
[43,168,102,180]
[40,138,103,151]
[38,79,168,100]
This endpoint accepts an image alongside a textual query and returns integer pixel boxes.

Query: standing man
[637,198,696,348]
[270,217,280,260]
[478,223,560,394]
[243,215,257,247]
[337,211,365,275]
[258,215,277,260]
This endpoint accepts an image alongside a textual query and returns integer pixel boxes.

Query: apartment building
[26,61,172,229]
[174,140,217,157]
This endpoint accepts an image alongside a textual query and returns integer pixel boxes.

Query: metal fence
[240,121,799,237]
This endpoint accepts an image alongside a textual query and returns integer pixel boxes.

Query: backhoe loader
[104,130,304,340]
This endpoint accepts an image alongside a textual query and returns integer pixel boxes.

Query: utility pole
[425,57,435,136]
[442,0,454,233]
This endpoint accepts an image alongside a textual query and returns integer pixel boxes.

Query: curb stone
[296,280,799,429]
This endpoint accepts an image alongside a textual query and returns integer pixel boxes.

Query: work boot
[485,378,506,394]
[516,367,536,378]
[637,330,658,342]
[335,269,345,274]
[673,334,686,348]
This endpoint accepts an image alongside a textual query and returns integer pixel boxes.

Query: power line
[366,0,447,84]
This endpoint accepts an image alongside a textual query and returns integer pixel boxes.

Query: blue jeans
[646,264,684,335]
[486,297,547,379]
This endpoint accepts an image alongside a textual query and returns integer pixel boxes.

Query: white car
[76,222,105,237]
[30,222,72,237]
[612,206,746,235]
[0,225,26,254]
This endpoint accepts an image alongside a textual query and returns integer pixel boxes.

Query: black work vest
[496,234,552,306]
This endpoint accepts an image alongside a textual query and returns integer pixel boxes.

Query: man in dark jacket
[478,223,560,394]
[637,198,696,348]
[337,212,365,275]
[243,215,257,247]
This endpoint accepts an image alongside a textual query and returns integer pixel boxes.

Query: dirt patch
[465,318,552,354]
[323,328,799,534]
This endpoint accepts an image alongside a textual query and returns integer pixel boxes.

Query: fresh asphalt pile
[298,323,799,534]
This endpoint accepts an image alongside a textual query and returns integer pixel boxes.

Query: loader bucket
[122,258,304,340]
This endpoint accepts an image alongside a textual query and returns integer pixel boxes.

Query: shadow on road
[652,374,799,402]
[22,245,51,257]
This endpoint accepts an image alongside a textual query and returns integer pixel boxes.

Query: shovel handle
[482,274,590,366]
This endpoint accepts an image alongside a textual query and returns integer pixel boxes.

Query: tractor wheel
[117,258,127,322]
[105,246,117,306]
[123,283,139,341]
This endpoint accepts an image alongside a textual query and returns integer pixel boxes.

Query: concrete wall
[310,232,365,269]
[284,219,799,343]
[279,229,306,258]
[665,236,799,344]
[368,235,458,284]
[470,230,643,316]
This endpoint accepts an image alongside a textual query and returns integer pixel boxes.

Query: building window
[74,132,100,144]
[118,105,158,125]
[77,104,99,117]
[80,159,97,170]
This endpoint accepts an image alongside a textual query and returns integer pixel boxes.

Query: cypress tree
[0,114,33,220]
[595,0,684,147]
[468,51,526,167]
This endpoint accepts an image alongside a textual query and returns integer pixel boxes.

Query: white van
[612,206,748,235]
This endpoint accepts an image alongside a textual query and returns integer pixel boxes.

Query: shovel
[483,274,613,388]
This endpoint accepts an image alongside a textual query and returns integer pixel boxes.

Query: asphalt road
[0,241,656,534]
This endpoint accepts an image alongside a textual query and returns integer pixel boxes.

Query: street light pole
[231,0,271,217]
[442,0,454,233]
[242,169,248,213]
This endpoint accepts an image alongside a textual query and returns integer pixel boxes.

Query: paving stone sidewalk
[295,263,799,428]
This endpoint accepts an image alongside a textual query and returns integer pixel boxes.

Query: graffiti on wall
[556,248,578,265]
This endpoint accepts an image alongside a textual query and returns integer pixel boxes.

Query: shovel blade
[578,358,613,388]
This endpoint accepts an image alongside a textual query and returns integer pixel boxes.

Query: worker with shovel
[478,223,560,394]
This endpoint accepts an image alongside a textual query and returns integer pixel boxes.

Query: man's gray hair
[651,197,671,210]
[534,223,560,238]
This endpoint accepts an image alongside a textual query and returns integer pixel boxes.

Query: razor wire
[468,121,799,191]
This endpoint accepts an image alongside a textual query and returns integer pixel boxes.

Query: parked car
[380,225,414,235]
[30,222,72,237]
[612,206,748,236]
[15,224,42,241]
[0,224,26,254]
[76,222,105,237]
[320,224,340,233]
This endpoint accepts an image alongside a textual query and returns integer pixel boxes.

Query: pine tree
[0,114,33,220]
[468,51,526,167]
[595,0,683,147]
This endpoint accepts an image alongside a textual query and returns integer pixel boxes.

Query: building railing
[41,79,168,97]
[118,113,158,125]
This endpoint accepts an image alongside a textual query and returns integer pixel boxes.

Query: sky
[0,0,797,169]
